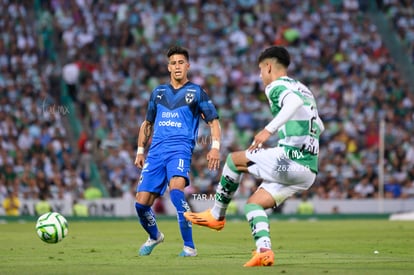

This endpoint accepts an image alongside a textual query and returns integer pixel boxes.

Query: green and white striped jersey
[265,76,323,173]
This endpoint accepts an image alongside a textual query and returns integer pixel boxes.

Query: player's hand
[248,129,272,152]
[207,148,220,171]
[134,154,145,169]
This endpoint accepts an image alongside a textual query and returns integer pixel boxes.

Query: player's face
[168,54,189,82]
[259,61,271,87]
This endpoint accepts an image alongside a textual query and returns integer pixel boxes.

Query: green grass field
[1,217,413,274]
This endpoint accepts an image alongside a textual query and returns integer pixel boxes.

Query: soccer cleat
[138,232,164,256]
[243,248,274,267]
[184,209,225,231]
[179,246,198,257]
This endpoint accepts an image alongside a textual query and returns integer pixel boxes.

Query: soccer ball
[35,212,68,244]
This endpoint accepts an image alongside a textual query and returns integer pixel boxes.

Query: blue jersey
[146,81,219,155]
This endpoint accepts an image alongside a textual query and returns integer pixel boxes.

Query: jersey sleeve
[145,90,157,123]
[199,89,219,123]
[268,84,291,109]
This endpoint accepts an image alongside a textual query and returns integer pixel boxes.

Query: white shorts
[246,147,316,206]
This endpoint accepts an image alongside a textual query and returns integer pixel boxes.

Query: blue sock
[170,189,194,249]
[135,202,159,240]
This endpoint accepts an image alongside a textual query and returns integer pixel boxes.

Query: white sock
[256,237,272,252]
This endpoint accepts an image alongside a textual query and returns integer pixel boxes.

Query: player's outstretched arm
[206,119,221,171]
[134,120,153,169]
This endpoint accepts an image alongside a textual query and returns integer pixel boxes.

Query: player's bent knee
[136,191,157,206]
[246,188,276,209]
[169,176,187,190]
[222,154,242,175]
[228,151,249,172]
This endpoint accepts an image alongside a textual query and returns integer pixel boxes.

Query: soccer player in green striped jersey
[185,46,324,267]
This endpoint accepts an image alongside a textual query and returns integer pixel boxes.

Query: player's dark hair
[167,46,190,61]
[258,46,290,68]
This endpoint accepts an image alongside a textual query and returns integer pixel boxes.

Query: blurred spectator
[35,193,52,216]
[331,205,340,214]
[72,199,89,217]
[153,197,166,215]
[63,165,84,200]
[77,131,92,181]
[401,179,414,198]
[2,190,20,216]
[84,185,103,200]
[226,201,239,215]
[297,192,315,215]
[384,176,402,198]
[192,170,214,195]
[353,177,375,199]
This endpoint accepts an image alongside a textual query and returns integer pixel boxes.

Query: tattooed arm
[138,120,154,148]
[134,120,154,169]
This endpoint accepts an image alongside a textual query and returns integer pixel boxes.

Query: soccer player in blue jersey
[134,46,221,257]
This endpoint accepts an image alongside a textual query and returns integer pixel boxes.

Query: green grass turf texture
[1,218,413,275]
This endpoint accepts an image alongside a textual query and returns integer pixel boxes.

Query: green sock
[245,203,271,252]
[211,154,241,219]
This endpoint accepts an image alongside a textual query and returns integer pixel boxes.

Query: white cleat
[179,246,197,257]
[139,232,165,256]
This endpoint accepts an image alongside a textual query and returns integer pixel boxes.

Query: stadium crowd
[0,1,88,215]
[1,0,414,215]
[379,0,414,63]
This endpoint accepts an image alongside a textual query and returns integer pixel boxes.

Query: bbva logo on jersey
[185,92,195,104]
